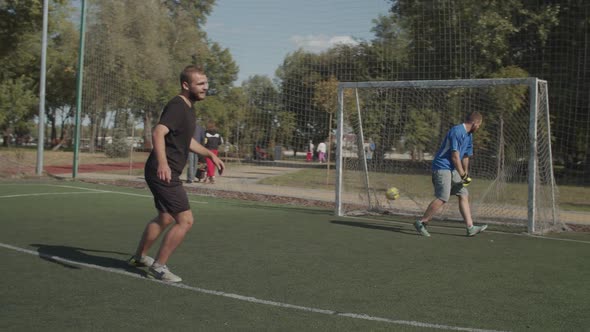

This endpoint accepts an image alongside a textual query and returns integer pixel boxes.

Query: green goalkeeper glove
[461,172,472,186]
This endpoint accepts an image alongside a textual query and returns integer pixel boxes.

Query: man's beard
[188,90,203,101]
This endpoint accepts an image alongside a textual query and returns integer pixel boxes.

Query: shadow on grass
[330,219,469,237]
[330,219,412,234]
[225,201,332,215]
[30,244,146,277]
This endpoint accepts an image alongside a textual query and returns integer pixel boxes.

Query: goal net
[335,78,565,234]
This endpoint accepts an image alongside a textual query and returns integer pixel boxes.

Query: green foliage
[240,75,295,149]
[0,77,38,135]
[78,0,237,151]
[278,49,347,149]
[313,76,339,115]
[404,107,440,160]
[104,133,130,158]
[0,0,44,60]
[0,0,75,145]
[105,112,130,158]
[272,0,586,172]
[162,0,215,27]
[205,42,239,95]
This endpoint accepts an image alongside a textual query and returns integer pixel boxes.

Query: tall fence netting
[67,0,588,229]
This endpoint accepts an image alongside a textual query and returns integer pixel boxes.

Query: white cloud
[290,34,359,52]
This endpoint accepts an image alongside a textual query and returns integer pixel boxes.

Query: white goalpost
[335,78,565,234]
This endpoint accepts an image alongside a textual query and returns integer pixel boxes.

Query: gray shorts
[432,169,468,202]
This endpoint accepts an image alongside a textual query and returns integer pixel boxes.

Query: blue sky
[204,0,391,85]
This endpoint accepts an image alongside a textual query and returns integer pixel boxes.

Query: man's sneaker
[148,264,182,283]
[414,220,431,237]
[467,224,488,237]
[127,255,155,268]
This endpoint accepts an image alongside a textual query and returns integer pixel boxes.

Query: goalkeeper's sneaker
[467,224,488,237]
[127,255,155,268]
[148,264,182,283]
[414,220,431,237]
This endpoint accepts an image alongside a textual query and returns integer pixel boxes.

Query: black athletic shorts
[145,174,190,214]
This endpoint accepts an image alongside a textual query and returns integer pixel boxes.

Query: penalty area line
[0,191,107,199]
[0,242,505,332]
[48,184,208,204]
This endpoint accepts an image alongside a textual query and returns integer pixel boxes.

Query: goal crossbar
[338,78,545,89]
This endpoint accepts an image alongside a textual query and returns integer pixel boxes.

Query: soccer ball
[385,187,400,200]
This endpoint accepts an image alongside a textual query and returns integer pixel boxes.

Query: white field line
[0,184,207,204]
[0,192,106,199]
[0,242,506,332]
[51,184,208,204]
[341,215,590,245]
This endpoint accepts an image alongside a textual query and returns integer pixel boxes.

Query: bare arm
[462,157,469,176]
[152,124,171,183]
[451,151,467,177]
[189,138,225,173]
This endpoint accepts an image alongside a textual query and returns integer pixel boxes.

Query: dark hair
[179,65,205,86]
[466,111,483,123]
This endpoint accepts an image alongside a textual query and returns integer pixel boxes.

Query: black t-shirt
[145,96,196,178]
[205,130,223,150]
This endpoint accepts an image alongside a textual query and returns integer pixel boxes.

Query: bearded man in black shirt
[127,65,224,282]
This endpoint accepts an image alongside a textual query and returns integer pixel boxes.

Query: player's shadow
[331,220,471,237]
[228,202,331,215]
[30,244,147,277]
[330,219,414,235]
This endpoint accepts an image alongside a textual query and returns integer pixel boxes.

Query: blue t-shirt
[432,124,473,171]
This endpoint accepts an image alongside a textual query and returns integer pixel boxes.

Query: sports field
[1,180,589,331]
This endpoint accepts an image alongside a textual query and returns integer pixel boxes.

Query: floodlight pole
[36,0,49,176]
[72,0,87,178]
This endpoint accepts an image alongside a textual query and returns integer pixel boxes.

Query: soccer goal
[335,78,565,234]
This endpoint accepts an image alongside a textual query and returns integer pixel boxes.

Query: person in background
[317,140,327,163]
[204,121,223,184]
[186,123,205,183]
[306,140,314,162]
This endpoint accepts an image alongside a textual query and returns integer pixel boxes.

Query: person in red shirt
[203,121,224,184]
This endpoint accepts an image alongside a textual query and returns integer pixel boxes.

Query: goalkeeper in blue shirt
[414,112,488,237]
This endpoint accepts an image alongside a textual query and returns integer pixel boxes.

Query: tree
[204,42,239,96]
[45,4,77,147]
[162,0,215,27]
[387,0,561,78]
[278,50,336,151]
[80,0,230,153]
[82,0,174,152]
[0,0,72,145]
[312,76,339,145]
[404,107,440,161]
[313,76,357,163]
[0,77,38,146]
[241,75,295,158]
[105,110,130,158]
